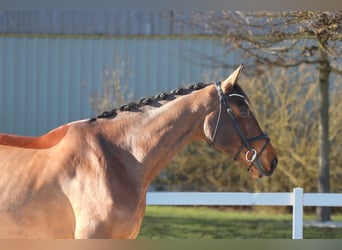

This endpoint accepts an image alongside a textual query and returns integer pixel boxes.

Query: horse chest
[111,210,144,238]
[108,196,146,239]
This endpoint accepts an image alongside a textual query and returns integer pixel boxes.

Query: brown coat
[0,66,277,238]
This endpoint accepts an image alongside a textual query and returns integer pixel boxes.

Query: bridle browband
[208,81,271,176]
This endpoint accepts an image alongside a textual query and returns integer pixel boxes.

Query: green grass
[138,206,342,239]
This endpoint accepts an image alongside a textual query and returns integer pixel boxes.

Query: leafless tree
[90,55,133,114]
[173,11,342,221]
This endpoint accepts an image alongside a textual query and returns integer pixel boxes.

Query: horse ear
[221,64,244,94]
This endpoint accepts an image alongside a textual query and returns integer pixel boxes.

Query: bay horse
[0,65,277,238]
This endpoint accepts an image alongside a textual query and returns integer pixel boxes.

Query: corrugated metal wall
[0,36,239,136]
[0,11,196,35]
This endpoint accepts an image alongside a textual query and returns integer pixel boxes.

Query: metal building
[0,11,239,136]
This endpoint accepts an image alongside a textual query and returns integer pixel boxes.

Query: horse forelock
[231,82,248,98]
[231,82,255,111]
[92,82,209,121]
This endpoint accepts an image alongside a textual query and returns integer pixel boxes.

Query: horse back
[0,124,70,149]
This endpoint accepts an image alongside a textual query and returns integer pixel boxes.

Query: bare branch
[174,11,342,71]
[330,65,342,75]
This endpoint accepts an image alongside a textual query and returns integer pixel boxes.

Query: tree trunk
[316,47,331,222]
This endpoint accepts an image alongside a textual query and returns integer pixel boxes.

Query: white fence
[146,187,342,239]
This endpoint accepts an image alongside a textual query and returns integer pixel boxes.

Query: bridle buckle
[245,149,257,163]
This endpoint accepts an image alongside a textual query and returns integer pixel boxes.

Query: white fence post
[292,187,304,239]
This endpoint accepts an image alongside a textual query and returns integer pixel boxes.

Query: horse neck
[101,85,217,191]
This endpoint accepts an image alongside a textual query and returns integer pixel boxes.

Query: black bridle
[208,81,271,176]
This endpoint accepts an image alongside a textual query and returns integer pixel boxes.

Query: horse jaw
[249,166,263,179]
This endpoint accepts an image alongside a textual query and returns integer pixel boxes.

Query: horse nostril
[270,158,278,171]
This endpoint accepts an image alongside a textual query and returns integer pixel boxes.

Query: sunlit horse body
[0,65,277,238]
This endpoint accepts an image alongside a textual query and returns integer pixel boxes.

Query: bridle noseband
[208,81,271,176]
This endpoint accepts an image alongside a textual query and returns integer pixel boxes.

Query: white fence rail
[146,188,342,239]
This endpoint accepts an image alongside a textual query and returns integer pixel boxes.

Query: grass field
[138,206,342,239]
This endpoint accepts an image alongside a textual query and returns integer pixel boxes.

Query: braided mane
[91,82,209,121]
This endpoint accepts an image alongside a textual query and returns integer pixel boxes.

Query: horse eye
[240,106,250,117]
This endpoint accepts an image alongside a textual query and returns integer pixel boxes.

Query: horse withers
[0,65,277,238]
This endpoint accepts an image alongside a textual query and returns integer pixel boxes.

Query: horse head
[204,65,278,178]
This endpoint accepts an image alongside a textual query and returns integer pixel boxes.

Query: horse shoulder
[58,122,147,238]
[54,123,115,237]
